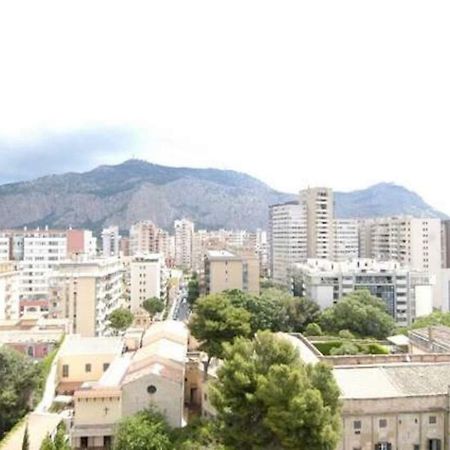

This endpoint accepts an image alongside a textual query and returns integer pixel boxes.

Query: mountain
[0,160,446,232]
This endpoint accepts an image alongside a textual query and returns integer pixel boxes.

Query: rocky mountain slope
[0,160,445,232]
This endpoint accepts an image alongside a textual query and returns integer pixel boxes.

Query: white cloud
[0,0,449,212]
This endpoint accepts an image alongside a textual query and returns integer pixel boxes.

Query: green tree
[409,311,450,329]
[320,290,395,339]
[107,307,133,334]
[189,293,252,372]
[40,434,55,450]
[187,273,201,306]
[142,297,164,320]
[114,409,172,450]
[0,347,41,438]
[329,342,360,356]
[170,418,225,450]
[304,322,323,336]
[210,331,341,450]
[22,424,30,450]
[225,288,320,333]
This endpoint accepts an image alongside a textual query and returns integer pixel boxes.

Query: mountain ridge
[0,160,446,232]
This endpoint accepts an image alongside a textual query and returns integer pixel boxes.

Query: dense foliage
[39,423,70,450]
[0,347,41,438]
[319,290,395,339]
[107,307,134,333]
[409,311,450,329]
[187,273,201,306]
[142,297,165,319]
[210,331,341,449]
[114,410,172,450]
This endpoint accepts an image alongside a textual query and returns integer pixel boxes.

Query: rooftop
[206,250,239,260]
[409,326,450,350]
[334,363,450,399]
[59,335,124,356]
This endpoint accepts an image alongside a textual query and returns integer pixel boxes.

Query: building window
[375,443,392,450]
[353,420,361,430]
[80,437,88,448]
[147,385,157,394]
[413,445,420,450]
[429,416,437,424]
[85,363,91,373]
[379,419,387,428]
[428,439,441,450]
[204,393,208,401]
[62,364,69,378]
[103,363,110,372]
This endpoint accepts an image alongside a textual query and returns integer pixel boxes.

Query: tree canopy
[210,331,341,450]
[142,297,164,319]
[319,290,395,339]
[187,273,200,306]
[409,311,450,329]
[189,293,252,370]
[0,347,41,438]
[108,307,133,333]
[114,409,172,450]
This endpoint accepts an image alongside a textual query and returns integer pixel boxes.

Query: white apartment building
[0,262,20,320]
[291,258,434,326]
[359,216,442,307]
[21,230,67,298]
[0,236,10,261]
[174,219,194,269]
[130,254,167,312]
[101,226,121,257]
[269,201,307,285]
[300,187,334,260]
[333,219,359,261]
[49,257,124,337]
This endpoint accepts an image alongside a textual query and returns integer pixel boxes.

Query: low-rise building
[56,334,124,395]
[71,321,188,449]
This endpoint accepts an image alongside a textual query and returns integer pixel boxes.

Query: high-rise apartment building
[21,229,68,298]
[0,236,9,261]
[333,219,359,261]
[49,257,124,337]
[130,254,167,312]
[269,201,307,285]
[101,226,121,257]
[174,219,194,269]
[441,220,450,269]
[359,216,442,307]
[299,187,334,259]
[66,229,97,257]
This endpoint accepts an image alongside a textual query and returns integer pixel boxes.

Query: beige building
[50,257,124,337]
[204,250,260,295]
[71,321,188,449]
[0,261,20,320]
[56,334,124,394]
[300,187,334,260]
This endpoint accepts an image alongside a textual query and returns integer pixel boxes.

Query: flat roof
[206,250,238,259]
[279,333,320,365]
[59,335,124,356]
[334,363,450,399]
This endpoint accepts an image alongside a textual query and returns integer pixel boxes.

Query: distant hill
[0,160,446,232]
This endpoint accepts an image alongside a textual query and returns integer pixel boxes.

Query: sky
[0,1,449,212]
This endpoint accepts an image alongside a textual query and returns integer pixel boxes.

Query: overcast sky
[0,1,449,212]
